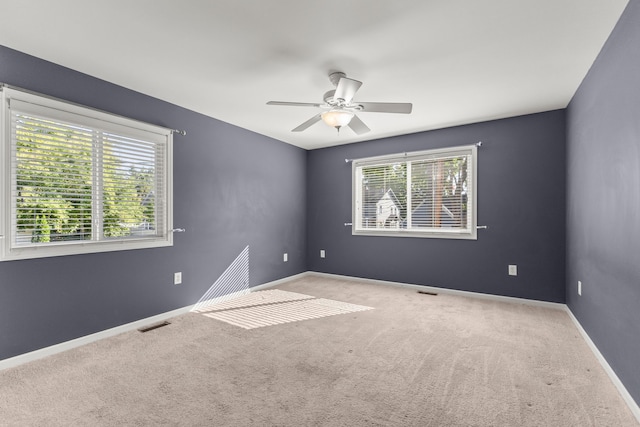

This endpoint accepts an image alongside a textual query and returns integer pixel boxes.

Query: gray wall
[566,0,640,405]
[3,1,638,408]
[307,110,567,303]
[0,46,307,361]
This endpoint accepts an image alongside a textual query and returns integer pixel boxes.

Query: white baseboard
[251,271,310,291]
[0,271,310,372]
[564,307,640,423]
[191,272,310,312]
[303,272,639,421]
[2,269,638,423]
[307,271,565,310]
[0,304,195,372]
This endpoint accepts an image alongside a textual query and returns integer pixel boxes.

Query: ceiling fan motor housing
[323,89,363,110]
[323,90,336,105]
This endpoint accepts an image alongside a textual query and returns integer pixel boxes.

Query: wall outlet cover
[174,272,182,285]
[508,265,518,276]
[578,280,582,296]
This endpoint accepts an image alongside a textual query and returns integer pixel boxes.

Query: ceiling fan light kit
[321,108,354,130]
[267,71,412,135]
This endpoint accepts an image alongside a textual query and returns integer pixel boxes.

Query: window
[352,145,477,239]
[0,87,173,261]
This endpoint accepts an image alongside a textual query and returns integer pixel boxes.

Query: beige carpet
[0,275,637,426]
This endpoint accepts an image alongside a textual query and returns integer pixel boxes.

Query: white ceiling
[0,0,629,150]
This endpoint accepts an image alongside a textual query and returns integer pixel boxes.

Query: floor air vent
[138,321,171,333]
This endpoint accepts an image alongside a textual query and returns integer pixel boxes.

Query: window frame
[352,144,478,240]
[0,86,173,261]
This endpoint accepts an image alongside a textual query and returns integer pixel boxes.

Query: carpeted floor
[0,275,637,426]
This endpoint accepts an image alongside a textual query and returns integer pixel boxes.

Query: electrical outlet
[283,253,288,262]
[320,249,326,258]
[578,280,582,296]
[174,272,182,285]
[508,265,517,276]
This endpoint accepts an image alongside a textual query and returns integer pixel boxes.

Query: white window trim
[352,145,478,240]
[0,86,173,261]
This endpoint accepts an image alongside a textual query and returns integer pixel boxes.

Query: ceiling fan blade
[267,101,323,107]
[347,115,370,135]
[334,77,362,104]
[292,113,323,132]
[356,102,413,114]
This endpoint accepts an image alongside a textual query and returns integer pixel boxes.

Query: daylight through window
[352,145,477,239]
[0,87,173,261]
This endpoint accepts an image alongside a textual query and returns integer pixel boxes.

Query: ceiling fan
[266,72,413,135]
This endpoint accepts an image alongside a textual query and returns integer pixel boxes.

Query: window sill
[1,237,173,262]
[352,229,477,240]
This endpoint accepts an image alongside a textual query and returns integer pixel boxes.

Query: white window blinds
[353,145,477,239]
[1,87,173,261]
[12,112,95,243]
